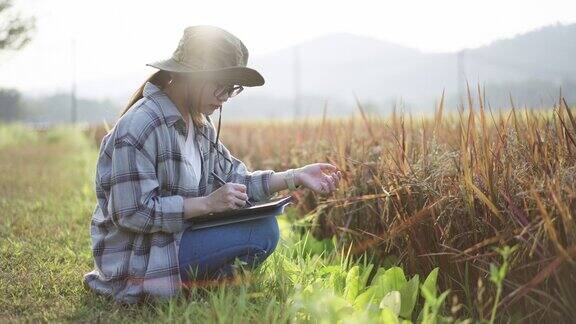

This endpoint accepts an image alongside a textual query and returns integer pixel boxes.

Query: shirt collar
[143,81,209,137]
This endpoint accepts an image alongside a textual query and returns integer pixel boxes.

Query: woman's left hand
[295,163,342,195]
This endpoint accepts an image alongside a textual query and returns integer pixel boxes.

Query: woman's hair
[118,70,207,127]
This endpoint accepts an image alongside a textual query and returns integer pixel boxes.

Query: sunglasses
[213,83,244,101]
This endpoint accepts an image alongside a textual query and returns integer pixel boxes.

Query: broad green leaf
[359,263,374,292]
[354,266,407,311]
[421,267,439,299]
[355,274,394,310]
[344,265,360,302]
[399,275,419,318]
[380,306,401,324]
[384,267,408,291]
[421,284,435,303]
[326,293,353,313]
[328,269,346,295]
[354,286,379,310]
[380,291,401,316]
[371,267,387,284]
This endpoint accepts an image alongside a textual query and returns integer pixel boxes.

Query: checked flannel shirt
[83,81,276,304]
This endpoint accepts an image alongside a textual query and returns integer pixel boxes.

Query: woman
[83,25,342,304]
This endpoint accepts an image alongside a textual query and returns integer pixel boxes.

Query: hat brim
[146,58,265,87]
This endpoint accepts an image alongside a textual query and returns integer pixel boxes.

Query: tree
[0,0,35,52]
[0,88,23,121]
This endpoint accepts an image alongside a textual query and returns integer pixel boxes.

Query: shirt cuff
[160,195,185,233]
[256,170,275,201]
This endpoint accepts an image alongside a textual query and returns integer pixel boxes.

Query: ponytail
[116,69,208,130]
[119,70,171,117]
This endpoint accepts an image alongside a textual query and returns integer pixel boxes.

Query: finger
[324,174,336,192]
[328,173,337,191]
[330,172,340,188]
[231,183,247,192]
[318,163,337,172]
[323,180,332,194]
[231,196,246,208]
[232,190,249,202]
[319,180,329,195]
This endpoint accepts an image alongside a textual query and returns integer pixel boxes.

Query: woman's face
[175,75,231,116]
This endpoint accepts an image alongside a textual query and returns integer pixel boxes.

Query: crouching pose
[83,25,342,304]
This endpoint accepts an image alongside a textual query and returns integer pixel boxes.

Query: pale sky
[0,0,575,98]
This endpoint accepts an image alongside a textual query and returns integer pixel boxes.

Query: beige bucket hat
[146,25,265,87]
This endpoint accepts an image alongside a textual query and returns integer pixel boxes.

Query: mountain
[221,22,576,119]
[466,23,576,81]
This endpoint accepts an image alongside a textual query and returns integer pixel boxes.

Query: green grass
[0,123,38,149]
[1,125,453,323]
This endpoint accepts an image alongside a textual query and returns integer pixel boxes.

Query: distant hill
[221,22,576,119]
[467,23,576,80]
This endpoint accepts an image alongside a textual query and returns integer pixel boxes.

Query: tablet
[189,195,294,230]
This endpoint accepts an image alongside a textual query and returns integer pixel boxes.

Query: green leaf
[387,267,408,291]
[359,263,374,292]
[371,267,387,284]
[344,265,360,302]
[380,291,401,316]
[421,267,439,299]
[354,286,378,310]
[373,267,407,292]
[380,306,401,324]
[399,275,419,318]
[489,263,499,284]
[421,284,435,304]
[354,267,404,311]
[328,270,346,295]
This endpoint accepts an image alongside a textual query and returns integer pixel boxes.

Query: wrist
[184,196,212,220]
[282,169,298,192]
[201,196,213,214]
[293,167,303,187]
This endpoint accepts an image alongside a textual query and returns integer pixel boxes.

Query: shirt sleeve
[217,141,276,202]
[107,137,185,234]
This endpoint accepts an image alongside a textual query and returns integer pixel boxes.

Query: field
[1,92,575,323]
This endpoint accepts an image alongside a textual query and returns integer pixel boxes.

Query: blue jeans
[178,214,280,282]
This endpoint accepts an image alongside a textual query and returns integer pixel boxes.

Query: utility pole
[293,45,301,119]
[71,38,77,124]
[457,49,466,103]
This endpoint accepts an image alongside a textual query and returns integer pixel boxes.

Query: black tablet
[189,195,294,230]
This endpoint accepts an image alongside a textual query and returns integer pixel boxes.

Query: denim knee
[251,215,280,255]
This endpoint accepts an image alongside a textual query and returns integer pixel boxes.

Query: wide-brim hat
[146,25,265,87]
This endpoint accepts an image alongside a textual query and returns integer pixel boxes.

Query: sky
[0,0,575,98]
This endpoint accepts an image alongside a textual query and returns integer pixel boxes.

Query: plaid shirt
[83,82,276,304]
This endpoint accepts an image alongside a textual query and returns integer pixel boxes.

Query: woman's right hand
[206,182,249,213]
